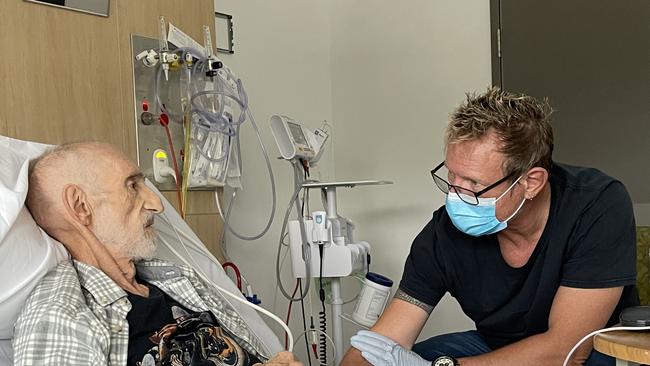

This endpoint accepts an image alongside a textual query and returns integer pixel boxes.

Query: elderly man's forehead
[92,149,140,178]
[58,143,138,181]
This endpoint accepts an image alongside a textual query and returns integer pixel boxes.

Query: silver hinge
[497,28,502,58]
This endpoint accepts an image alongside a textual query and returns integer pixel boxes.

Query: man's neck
[499,183,552,249]
[64,230,150,297]
[114,257,150,297]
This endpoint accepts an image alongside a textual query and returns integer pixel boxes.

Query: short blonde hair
[446,87,554,177]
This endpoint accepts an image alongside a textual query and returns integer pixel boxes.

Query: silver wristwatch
[432,355,459,366]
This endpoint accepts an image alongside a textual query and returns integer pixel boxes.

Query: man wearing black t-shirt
[342,87,638,366]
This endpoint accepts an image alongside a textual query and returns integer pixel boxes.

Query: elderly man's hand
[255,351,303,366]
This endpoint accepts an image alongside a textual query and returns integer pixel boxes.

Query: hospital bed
[0,135,283,365]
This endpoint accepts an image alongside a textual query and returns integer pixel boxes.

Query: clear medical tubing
[153,47,204,123]
[153,47,277,241]
[275,161,314,302]
[161,210,294,353]
[220,106,277,241]
[191,61,277,241]
[293,328,337,365]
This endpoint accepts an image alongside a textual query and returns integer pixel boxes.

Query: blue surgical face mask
[445,177,525,236]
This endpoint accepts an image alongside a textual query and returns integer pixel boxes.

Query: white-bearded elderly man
[12,142,301,366]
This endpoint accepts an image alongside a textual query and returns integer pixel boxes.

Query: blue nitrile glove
[350,330,430,366]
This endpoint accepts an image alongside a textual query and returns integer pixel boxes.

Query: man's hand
[351,330,430,366]
[341,297,430,366]
[256,351,303,366]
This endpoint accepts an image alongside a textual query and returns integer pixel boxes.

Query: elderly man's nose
[143,187,164,213]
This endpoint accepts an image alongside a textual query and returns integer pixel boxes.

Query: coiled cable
[318,308,327,366]
[318,244,327,366]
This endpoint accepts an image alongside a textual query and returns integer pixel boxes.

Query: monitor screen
[287,122,308,146]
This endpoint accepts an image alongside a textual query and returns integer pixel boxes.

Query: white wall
[215,0,491,361]
[329,0,491,345]
[635,204,650,226]
[213,1,334,362]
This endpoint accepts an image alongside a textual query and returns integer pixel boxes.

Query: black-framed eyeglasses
[430,161,516,205]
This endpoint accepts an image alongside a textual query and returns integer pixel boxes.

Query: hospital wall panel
[185,214,225,263]
[0,0,124,149]
[162,189,222,216]
[0,0,225,260]
[113,0,217,160]
[0,111,6,137]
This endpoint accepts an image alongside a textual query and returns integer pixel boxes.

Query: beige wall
[0,0,224,259]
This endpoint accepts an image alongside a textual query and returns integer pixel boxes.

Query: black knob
[140,111,155,125]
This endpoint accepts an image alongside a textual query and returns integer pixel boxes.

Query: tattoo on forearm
[394,289,434,314]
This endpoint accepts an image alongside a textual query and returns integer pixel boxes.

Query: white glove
[350,330,430,366]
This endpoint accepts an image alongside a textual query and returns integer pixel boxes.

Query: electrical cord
[562,325,650,366]
[292,163,315,300]
[275,162,320,302]
[275,181,304,299]
[181,113,191,218]
[293,328,336,366]
[161,120,185,218]
[272,245,291,314]
[285,280,300,349]
[298,279,312,366]
[221,261,242,291]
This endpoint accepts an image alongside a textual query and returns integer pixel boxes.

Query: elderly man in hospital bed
[10,141,300,366]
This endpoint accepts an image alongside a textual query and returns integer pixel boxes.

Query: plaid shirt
[13,259,271,365]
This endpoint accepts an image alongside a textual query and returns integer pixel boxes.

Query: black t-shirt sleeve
[561,181,636,288]
[398,213,448,307]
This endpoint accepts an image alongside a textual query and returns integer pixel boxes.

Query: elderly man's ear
[62,184,93,227]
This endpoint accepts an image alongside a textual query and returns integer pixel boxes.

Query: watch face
[434,356,456,366]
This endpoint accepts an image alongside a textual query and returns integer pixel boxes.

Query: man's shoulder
[552,162,631,214]
[13,262,110,365]
[28,260,82,302]
[15,260,96,337]
[552,162,623,193]
[18,260,87,319]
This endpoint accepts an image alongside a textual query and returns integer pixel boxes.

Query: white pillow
[0,136,68,365]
